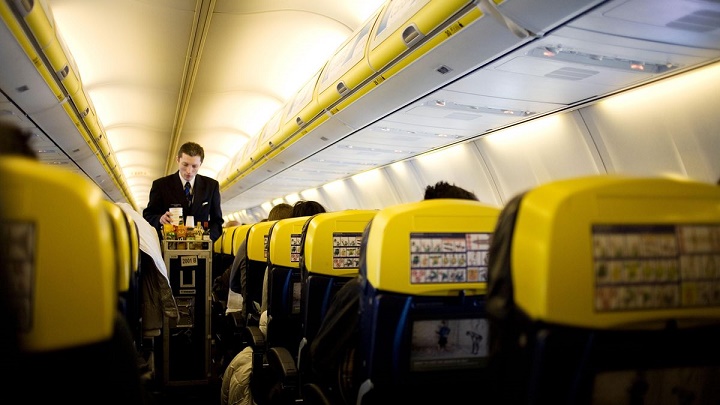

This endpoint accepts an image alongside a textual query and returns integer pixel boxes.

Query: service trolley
[161,239,212,386]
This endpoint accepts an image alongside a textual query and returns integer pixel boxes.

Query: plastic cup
[169,207,183,226]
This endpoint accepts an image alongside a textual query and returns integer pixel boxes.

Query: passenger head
[424,181,478,201]
[224,220,242,228]
[0,122,36,158]
[176,142,204,182]
[291,200,327,217]
[267,203,293,221]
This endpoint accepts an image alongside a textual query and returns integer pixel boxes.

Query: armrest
[267,346,298,379]
[244,325,266,348]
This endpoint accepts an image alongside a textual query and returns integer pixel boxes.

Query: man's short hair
[267,203,294,221]
[178,142,205,162]
[424,181,478,201]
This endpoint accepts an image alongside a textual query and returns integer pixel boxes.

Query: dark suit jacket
[143,171,224,242]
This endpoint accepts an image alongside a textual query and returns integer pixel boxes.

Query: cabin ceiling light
[531,46,679,74]
[372,126,459,138]
[340,144,414,154]
[424,101,534,117]
[316,158,377,166]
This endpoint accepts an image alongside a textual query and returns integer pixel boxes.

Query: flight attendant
[143,141,224,242]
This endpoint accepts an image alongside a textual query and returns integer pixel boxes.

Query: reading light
[372,125,464,139]
[425,100,534,117]
[530,46,679,74]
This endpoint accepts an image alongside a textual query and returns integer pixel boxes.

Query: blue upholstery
[253,216,315,404]
[298,209,377,386]
[355,199,501,404]
[486,175,720,404]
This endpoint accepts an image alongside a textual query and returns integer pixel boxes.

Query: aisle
[149,381,221,405]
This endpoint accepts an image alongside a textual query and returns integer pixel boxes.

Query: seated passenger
[0,121,154,403]
[260,200,327,316]
[116,202,178,336]
[220,203,293,315]
[221,200,327,405]
[308,181,479,403]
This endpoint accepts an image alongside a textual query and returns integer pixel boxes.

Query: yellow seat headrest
[364,199,501,296]
[0,157,116,352]
[102,201,133,292]
[303,210,378,277]
[231,224,252,256]
[268,216,311,269]
[247,221,277,262]
[510,175,720,329]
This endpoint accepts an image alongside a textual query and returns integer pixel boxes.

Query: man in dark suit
[143,141,224,242]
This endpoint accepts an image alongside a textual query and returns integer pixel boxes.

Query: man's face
[178,153,202,182]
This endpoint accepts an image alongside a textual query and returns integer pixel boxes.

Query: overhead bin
[327,0,494,116]
[248,70,326,169]
[316,10,380,111]
[444,0,720,107]
[226,0,531,202]
[18,0,66,82]
[220,134,257,190]
[368,0,480,71]
[332,0,527,130]
[15,0,93,117]
[3,0,133,206]
[247,103,290,166]
[234,0,710,209]
[243,131,263,164]
[267,70,329,158]
[563,0,720,50]
[221,114,354,200]
[261,106,288,148]
[485,0,608,36]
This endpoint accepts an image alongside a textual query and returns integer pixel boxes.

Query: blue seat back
[356,199,501,404]
[486,175,720,404]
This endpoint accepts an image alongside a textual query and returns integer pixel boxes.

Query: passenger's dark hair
[424,181,478,201]
[0,122,36,158]
[268,203,293,221]
[291,200,327,217]
[178,141,205,162]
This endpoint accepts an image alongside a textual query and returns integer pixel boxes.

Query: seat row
[0,155,150,403]
[215,175,720,405]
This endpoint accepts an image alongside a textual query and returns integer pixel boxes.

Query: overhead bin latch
[336,81,349,97]
[402,24,424,48]
[57,65,70,80]
[478,0,535,39]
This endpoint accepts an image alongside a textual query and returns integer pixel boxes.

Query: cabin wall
[582,62,720,181]
[476,111,605,204]
[235,61,720,224]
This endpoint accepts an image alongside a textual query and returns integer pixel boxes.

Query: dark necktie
[184,181,192,207]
